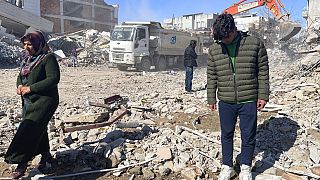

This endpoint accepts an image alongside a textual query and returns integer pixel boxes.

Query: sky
[105,0,308,25]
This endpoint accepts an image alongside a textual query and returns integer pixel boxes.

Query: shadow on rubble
[253,116,299,175]
[42,126,155,179]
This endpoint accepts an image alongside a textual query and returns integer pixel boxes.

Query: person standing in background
[184,40,198,93]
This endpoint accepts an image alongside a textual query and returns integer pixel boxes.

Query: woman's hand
[20,86,31,96]
[17,85,23,95]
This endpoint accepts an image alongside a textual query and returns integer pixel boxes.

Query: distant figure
[70,48,78,67]
[5,31,60,179]
[207,14,269,180]
[183,40,197,93]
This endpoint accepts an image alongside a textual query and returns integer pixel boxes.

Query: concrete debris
[0,40,22,67]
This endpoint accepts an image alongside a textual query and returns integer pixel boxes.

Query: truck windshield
[111,27,134,41]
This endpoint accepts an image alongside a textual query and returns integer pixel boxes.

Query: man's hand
[208,104,217,111]
[257,99,267,111]
[20,86,31,96]
[17,85,23,95]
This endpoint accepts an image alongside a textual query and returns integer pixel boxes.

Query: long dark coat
[5,53,60,164]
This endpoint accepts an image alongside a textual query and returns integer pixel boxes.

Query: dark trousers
[218,101,257,167]
[185,66,193,92]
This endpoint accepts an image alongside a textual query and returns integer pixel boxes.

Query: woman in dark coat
[4,31,60,179]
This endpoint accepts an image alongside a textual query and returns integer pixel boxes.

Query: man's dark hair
[212,13,236,41]
[190,40,197,46]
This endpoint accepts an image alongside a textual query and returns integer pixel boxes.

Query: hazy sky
[106,0,307,25]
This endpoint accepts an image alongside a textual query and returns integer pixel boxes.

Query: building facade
[41,0,118,34]
[305,0,320,29]
[163,13,219,31]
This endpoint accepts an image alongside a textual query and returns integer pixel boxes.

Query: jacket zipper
[222,40,240,103]
[230,63,237,103]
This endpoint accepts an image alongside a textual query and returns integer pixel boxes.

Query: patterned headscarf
[20,31,49,76]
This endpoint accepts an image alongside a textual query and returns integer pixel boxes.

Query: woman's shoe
[36,152,53,171]
[12,163,27,179]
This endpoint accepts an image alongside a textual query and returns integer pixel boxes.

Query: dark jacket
[17,53,60,124]
[184,45,198,67]
[207,32,269,104]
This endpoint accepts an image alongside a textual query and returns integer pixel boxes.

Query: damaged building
[0,0,118,38]
[163,13,218,31]
[41,0,118,34]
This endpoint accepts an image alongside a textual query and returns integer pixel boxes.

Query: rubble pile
[0,40,22,67]
[49,29,110,67]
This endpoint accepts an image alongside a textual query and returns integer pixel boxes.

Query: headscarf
[20,31,49,54]
[20,31,49,76]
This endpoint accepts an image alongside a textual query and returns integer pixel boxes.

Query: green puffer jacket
[207,32,269,104]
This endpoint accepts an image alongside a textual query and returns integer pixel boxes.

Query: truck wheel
[117,65,128,71]
[156,56,167,71]
[138,57,151,71]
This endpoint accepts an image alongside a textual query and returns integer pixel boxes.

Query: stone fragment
[142,168,155,179]
[128,166,142,175]
[309,147,320,164]
[156,147,172,161]
[311,166,320,176]
[181,167,197,180]
[158,165,171,176]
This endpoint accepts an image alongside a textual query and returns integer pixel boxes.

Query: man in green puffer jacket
[207,14,269,180]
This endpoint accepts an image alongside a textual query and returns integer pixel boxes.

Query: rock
[70,131,78,140]
[142,168,155,179]
[108,153,120,168]
[163,160,174,171]
[31,155,42,166]
[253,173,282,180]
[309,147,320,164]
[295,90,305,100]
[128,166,142,175]
[184,107,197,114]
[308,128,320,145]
[158,165,171,177]
[311,166,320,176]
[181,167,197,180]
[179,152,190,164]
[156,147,172,161]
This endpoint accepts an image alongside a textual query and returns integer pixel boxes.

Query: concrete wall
[0,0,53,36]
[24,0,40,16]
[234,15,263,32]
[307,0,320,28]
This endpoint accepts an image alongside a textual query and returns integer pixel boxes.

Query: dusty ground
[0,66,273,179]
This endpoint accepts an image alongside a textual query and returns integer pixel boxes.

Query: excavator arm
[223,0,301,41]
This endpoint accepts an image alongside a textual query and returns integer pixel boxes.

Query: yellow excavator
[223,0,301,41]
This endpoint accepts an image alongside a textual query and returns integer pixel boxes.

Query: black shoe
[12,163,27,179]
[37,152,54,170]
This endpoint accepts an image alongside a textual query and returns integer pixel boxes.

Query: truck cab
[109,24,150,71]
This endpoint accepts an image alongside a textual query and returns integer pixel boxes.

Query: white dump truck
[109,21,203,71]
